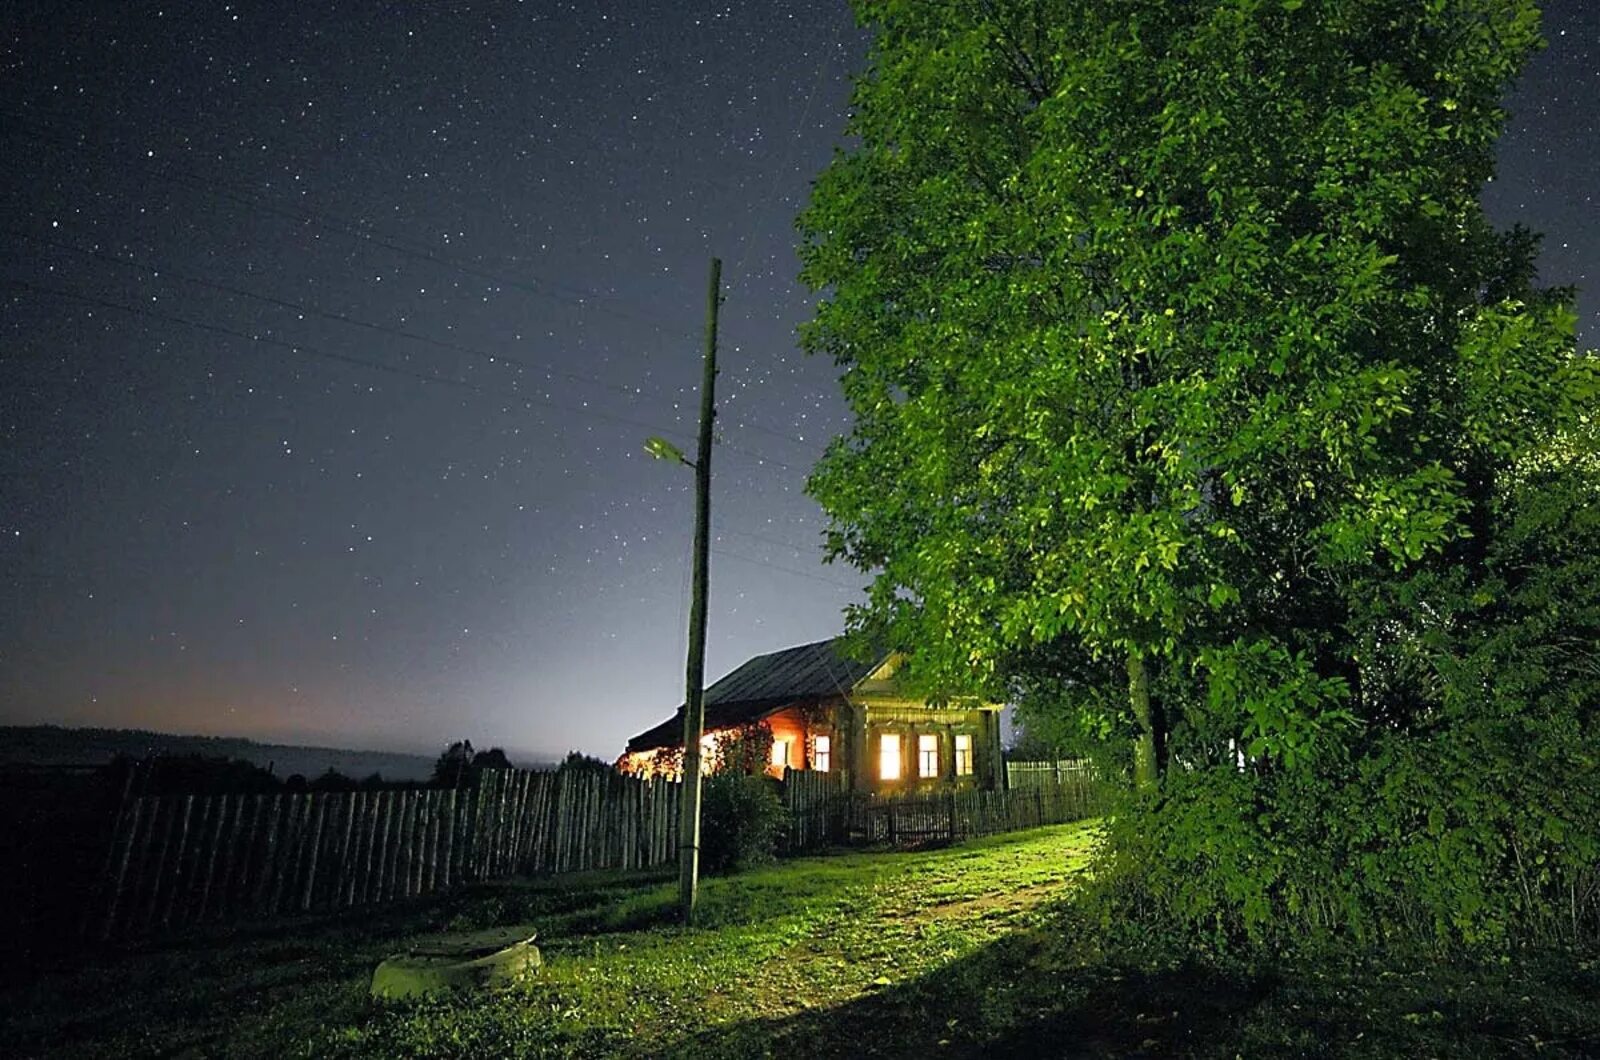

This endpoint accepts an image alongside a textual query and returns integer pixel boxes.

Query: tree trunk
[1128,651,1158,791]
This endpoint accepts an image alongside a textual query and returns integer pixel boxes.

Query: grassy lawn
[5,820,1597,1058]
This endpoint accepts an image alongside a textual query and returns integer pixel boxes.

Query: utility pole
[677,256,720,924]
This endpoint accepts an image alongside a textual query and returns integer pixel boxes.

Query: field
[5,821,1597,1058]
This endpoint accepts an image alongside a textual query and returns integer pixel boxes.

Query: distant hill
[0,725,534,783]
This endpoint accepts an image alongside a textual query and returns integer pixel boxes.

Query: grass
[4,821,1597,1058]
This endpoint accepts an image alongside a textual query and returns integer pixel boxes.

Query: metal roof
[624,636,886,754]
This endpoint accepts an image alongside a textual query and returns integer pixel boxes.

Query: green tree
[471,747,513,771]
[802,0,1594,944]
[557,750,615,775]
[802,0,1581,778]
[432,740,475,787]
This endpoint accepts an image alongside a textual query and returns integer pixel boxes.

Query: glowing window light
[918,733,939,778]
[879,733,901,780]
[771,738,790,769]
[955,734,973,776]
[814,735,830,772]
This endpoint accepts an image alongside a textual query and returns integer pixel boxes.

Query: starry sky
[1,2,1594,761]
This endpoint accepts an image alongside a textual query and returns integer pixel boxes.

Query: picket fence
[91,768,680,939]
[780,766,1103,849]
[779,766,849,852]
[91,766,1104,940]
[1005,759,1095,789]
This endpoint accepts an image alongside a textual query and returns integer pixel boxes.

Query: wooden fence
[1005,758,1094,789]
[90,768,680,939]
[779,768,1104,849]
[779,767,848,852]
[91,766,1103,940]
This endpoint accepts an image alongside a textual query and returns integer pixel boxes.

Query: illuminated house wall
[619,637,1005,794]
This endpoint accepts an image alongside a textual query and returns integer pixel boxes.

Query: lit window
[918,733,939,778]
[954,734,973,776]
[879,733,901,780]
[813,735,830,773]
[771,739,790,770]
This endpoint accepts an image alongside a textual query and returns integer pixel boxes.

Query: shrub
[699,772,787,876]
[708,721,774,777]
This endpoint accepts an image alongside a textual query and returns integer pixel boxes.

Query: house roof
[625,636,886,754]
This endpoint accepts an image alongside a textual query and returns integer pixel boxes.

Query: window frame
[917,733,939,778]
[879,732,901,781]
[954,733,974,776]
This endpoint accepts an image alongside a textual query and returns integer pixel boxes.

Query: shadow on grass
[674,924,1269,1059]
[671,915,1600,1060]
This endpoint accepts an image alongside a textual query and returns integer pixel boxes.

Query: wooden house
[619,636,1006,794]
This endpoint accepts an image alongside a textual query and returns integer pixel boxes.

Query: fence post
[98,795,145,940]
[196,793,229,922]
[301,794,327,911]
[159,795,196,929]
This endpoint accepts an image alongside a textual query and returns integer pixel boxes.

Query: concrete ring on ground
[371,926,542,999]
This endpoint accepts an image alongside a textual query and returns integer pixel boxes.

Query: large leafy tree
[801,0,1588,794]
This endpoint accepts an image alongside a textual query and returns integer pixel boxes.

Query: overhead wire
[5,106,832,459]
[714,525,823,555]
[5,215,809,469]
[5,273,803,470]
[2,84,836,470]
[708,547,862,590]
[2,278,796,459]
[7,227,660,404]
[2,112,699,340]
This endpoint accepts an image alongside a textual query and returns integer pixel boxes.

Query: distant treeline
[0,724,449,782]
[90,743,613,798]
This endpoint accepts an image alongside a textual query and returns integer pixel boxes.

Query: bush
[699,772,787,876]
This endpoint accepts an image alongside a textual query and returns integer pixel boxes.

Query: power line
[723,411,828,453]
[4,277,801,470]
[708,546,862,590]
[3,113,699,340]
[6,278,689,436]
[7,227,658,404]
[5,112,831,461]
[7,277,478,386]
[715,525,822,554]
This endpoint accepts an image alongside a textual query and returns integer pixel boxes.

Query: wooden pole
[677,256,720,925]
[159,795,195,928]
[196,794,229,922]
[100,795,145,940]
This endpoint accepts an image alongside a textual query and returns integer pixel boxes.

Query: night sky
[1,3,1594,761]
